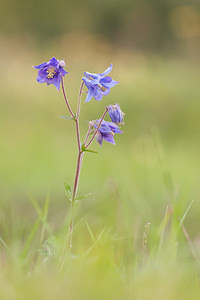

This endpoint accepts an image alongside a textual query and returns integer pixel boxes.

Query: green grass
[0,45,200,299]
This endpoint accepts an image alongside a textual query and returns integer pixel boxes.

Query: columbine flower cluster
[34,57,124,147]
[33,57,125,249]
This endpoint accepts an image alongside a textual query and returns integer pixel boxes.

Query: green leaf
[81,144,98,154]
[177,199,195,233]
[60,116,74,120]
[81,143,86,151]
[84,149,98,154]
[85,220,96,242]
[21,218,41,259]
[64,183,72,201]
[75,193,93,201]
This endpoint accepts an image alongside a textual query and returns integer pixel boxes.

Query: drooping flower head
[92,119,123,146]
[34,57,68,90]
[108,104,124,125]
[82,64,119,102]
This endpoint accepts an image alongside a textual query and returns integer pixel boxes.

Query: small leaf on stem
[84,149,98,154]
[60,116,74,120]
[75,193,93,201]
[64,183,72,201]
[81,143,86,151]
[81,143,98,154]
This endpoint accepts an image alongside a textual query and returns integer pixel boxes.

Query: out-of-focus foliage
[1,0,200,52]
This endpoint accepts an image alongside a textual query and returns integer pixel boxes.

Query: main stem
[61,78,84,250]
[67,151,83,249]
[61,78,108,251]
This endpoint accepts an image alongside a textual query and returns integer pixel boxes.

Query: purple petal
[85,87,94,102]
[99,124,112,134]
[37,75,46,83]
[113,128,123,134]
[100,76,112,84]
[93,88,103,101]
[49,57,59,67]
[59,66,68,77]
[36,69,47,83]
[106,121,123,133]
[34,62,48,69]
[52,74,61,91]
[93,120,111,134]
[84,72,101,80]
[82,77,90,88]
[102,133,115,145]
[82,77,99,88]
[99,64,113,76]
[96,132,103,146]
[101,79,119,88]
[101,88,110,96]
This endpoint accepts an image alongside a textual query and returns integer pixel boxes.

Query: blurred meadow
[1,0,200,299]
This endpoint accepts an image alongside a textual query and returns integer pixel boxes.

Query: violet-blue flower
[82,64,119,102]
[93,119,123,146]
[34,57,68,91]
[108,104,124,125]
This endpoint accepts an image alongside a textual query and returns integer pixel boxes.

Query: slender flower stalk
[61,76,75,119]
[61,76,81,152]
[74,82,84,152]
[84,122,93,145]
[85,107,108,149]
[76,81,84,119]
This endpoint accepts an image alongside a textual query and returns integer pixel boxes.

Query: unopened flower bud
[59,60,66,67]
[108,104,124,125]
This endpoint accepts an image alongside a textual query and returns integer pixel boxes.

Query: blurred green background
[0,0,200,299]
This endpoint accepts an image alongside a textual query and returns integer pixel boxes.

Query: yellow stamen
[98,83,107,92]
[47,68,56,79]
[88,77,107,92]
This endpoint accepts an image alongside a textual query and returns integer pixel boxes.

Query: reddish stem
[76,81,84,120]
[85,107,108,149]
[61,76,75,119]
[84,122,92,145]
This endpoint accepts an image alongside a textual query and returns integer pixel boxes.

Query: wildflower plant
[34,57,124,250]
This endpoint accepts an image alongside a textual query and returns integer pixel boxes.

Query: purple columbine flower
[93,119,123,146]
[82,64,119,102]
[108,104,124,125]
[34,57,68,91]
